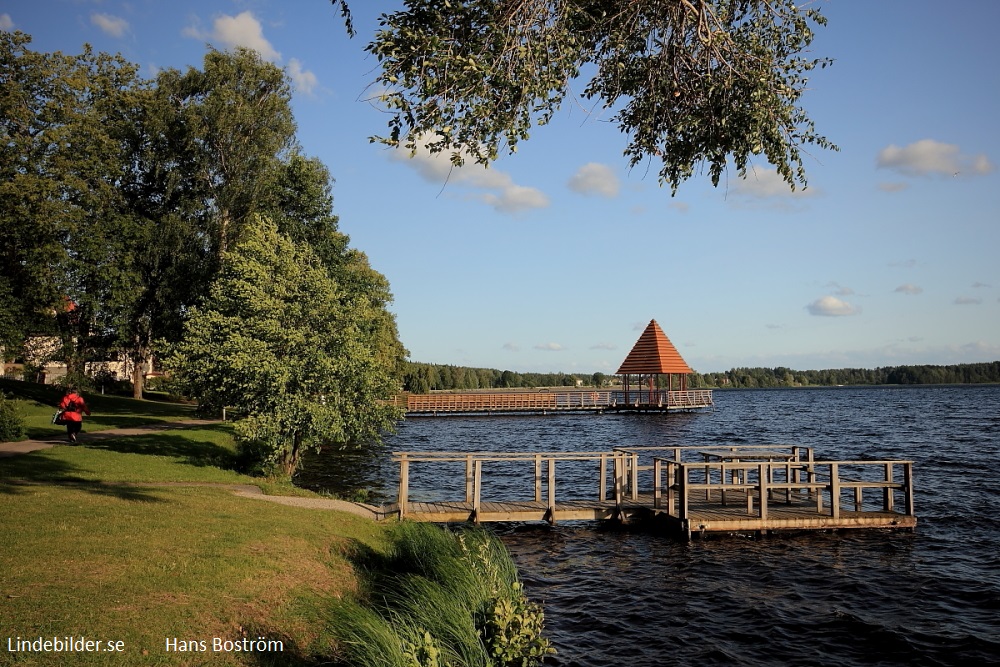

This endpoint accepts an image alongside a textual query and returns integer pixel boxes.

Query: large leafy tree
[345,0,835,192]
[167,217,403,475]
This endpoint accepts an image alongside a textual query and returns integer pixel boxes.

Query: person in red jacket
[58,387,91,443]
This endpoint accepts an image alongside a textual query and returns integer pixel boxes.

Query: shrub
[0,391,26,442]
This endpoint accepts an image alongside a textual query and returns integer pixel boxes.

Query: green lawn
[1,378,201,441]
[0,382,391,666]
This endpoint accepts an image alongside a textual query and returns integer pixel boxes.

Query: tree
[355,0,835,193]
[167,217,402,475]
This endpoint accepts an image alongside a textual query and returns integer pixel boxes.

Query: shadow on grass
[239,624,330,667]
[83,423,239,470]
[0,453,165,502]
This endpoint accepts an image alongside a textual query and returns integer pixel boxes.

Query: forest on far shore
[401,361,1000,393]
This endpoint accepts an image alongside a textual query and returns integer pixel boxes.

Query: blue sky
[5,1,999,374]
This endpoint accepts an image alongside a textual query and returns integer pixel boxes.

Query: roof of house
[616,319,693,375]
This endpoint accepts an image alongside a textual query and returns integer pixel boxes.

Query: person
[58,387,91,443]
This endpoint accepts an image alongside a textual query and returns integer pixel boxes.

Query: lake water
[296,385,1000,666]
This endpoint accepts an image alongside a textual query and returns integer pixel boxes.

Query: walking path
[0,421,383,520]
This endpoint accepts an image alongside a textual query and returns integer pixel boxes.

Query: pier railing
[395,389,714,414]
[392,451,620,520]
[391,445,915,533]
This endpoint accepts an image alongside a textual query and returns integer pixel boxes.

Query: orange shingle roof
[616,320,693,375]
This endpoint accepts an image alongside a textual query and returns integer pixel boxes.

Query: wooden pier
[388,445,916,538]
[395,389,714,416]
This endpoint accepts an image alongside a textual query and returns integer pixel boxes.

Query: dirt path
[0,421,387,520]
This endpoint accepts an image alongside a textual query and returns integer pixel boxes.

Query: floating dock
[387,445,916,539]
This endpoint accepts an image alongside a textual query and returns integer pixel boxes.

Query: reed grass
[332,522,552,667]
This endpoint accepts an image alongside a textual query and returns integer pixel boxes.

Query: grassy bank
[0,382,552,666]
[0,378,201,441]
[0,382,387,665]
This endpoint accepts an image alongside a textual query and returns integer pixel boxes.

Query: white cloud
[568,163,619,197]
[733,167,817,198]
[534,342,564,351]
[877,182,909,193]
[954,296,982,305]
[894,284,923,295]
[390,143,549,214]
[806,296,859,317]
[502,342,519,352]
[91,13,129,38]
[669,201,690,213]
[0,13,14,30]
[184,11,280,62]
[877,139,994,177]
[286,58,318,95]
[590,342,617,350]
[972,282,992,289]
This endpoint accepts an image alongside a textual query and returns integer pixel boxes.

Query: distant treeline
[402,361,1000,393]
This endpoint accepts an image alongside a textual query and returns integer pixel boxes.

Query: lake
[296,385,1000,666]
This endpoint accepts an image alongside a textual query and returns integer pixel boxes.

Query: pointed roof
[616,320,693,375]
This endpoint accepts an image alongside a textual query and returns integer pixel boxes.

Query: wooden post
[830,463,841,520]
[883,463,894,512]
[473,459,483,524]
[653,459,662,509]
[667,461,677,515]
[631,453,639,501]
[547,458,556,524]
[534,453,542,503]
[465,454,474,502]
[758,463,768,521]
[599,454,607,501]
[855,487,863,512]
[613,455,623,512]
[678,463,689,521]
[398,454,409,519]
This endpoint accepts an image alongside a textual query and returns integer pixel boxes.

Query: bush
[0,391,26,442]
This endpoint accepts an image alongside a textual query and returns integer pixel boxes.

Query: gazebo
[616,319,693,407]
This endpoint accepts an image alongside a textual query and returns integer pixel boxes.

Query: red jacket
[59,392,91,422]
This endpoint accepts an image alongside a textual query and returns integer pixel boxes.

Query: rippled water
[297,385,1000,666]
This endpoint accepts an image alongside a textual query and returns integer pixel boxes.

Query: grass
[1,378,201,441]
[0,380,390,665]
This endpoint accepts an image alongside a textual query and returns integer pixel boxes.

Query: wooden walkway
[394,389,714,416]
[388,446,916,539]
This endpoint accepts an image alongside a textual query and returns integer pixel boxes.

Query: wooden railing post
[653,459,662,509]
[758,463,768,520]
[398,454,409,519]
[631,453,639,501]
[667,461,677,516]
[465,454,474,502]
[613,454,623,512]
[678,463,689,521]
[599,453,607,501]
[547,458,557,523]
[830,463,841,520]
[473,459,483,524]
[534,453,542,503]
[883,463,895,512]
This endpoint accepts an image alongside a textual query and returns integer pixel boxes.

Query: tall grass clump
[0,391,25,441]
[331,522,553,667]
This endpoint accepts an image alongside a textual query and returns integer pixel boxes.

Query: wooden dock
[394,389,714,416]
[388,445,916,539]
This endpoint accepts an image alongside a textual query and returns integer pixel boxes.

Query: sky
[4,0,999,374]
